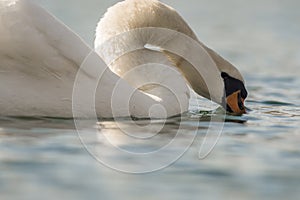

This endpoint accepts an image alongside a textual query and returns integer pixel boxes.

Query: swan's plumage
[0,0,188,118]
[0,0,246,118]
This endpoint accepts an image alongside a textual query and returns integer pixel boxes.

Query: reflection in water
[78,111,228,173]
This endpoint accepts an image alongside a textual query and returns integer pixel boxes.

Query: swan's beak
[226,90,246,115]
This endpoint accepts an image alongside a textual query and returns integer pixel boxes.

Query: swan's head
[221,72,248,115]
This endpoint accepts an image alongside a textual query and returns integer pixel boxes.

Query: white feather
[0,0,189,118]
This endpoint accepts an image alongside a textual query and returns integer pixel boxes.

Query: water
[1,0,300,199]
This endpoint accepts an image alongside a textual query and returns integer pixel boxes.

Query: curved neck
[95,0,244,105]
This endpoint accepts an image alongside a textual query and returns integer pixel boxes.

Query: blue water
[1,0,300,199]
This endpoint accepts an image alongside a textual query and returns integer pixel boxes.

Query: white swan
[0,0,247,118]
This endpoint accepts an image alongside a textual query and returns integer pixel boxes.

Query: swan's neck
[95,0,244,105]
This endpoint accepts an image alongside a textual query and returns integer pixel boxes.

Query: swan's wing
[0,0,94,117]
[0,0,90,79]
[0,0,176,118]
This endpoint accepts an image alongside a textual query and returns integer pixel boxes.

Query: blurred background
[1,0,300,200]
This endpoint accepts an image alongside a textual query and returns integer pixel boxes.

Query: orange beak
[226,90,246,115]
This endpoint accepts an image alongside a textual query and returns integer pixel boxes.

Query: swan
[0,0,247,118]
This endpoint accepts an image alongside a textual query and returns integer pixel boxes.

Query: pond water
[1,0,299,199]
